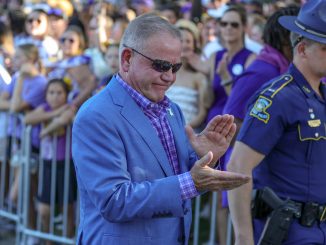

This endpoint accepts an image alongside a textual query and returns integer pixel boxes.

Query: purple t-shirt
[40,103,70,161]
[6,73,47,147]
[223,59,281,120]
[207,48,253,122]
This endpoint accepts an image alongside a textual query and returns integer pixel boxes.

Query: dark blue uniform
[238,63,326,244]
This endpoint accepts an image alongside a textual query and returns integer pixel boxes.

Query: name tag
[307,119,321,127]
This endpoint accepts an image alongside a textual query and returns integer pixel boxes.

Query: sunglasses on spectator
[27,18,42,24]
[220,21,240,28]
[123,44,182,73]
[60,37,75,44]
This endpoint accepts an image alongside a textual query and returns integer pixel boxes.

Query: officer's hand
[190,151,250,192]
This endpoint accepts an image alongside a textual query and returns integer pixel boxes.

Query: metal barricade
[0,113,78,244]
[192,192,234,245]
[0,112,26,245]
[19,124,78,245]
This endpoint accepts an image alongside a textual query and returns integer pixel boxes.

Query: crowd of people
[1,0,325,245]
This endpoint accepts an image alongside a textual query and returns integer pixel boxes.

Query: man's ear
[121,48,132,72]
[296,41,306,57]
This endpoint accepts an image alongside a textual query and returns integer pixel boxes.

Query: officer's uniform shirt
[238,63,326,204]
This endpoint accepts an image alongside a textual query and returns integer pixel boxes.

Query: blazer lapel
[109,79,174,177]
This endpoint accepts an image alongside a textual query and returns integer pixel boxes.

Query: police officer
[227,1,326,244]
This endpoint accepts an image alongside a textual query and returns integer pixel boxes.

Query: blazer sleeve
[72,103,187,222]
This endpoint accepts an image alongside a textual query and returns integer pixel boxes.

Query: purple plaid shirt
[116,74,198,200]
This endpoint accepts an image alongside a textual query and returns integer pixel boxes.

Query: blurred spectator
[242,0,263,15]
[15,5,59,66]
[4,0,22,11]
[108,15,129,45]
[203,3,230,60]
[166,19,209,129]
[131,0,155,16]
[158,2,180,24]
[104,43,119,76]
[25,78,77,244]
[179,1,192,20]
[47,2,72,41]
[262,1,281,18]
[47,0,74,18]
[200,16,218,48]
[85,1,113,80]
[247,13,266,45]
[7,9,26,40]
[88,1,113,53]
[48,25,96,110]
[200,15,222,61]
[0,21,14,74]
[97,42,120,92]
[204,0,229,10]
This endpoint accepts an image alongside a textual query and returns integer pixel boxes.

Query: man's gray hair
[119,13,181,56]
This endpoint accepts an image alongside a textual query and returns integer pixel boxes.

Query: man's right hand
[190,151,250,192]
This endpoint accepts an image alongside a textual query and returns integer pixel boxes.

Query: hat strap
[295,20,326,38]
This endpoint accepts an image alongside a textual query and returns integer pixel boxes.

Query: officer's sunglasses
[123,44,182,73]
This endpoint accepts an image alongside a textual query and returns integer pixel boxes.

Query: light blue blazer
[72,77,198,245]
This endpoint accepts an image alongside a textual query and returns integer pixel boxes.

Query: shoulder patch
[261,74,293,98]
[250,96,272,123]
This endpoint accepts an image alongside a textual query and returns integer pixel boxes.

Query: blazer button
[184,208,189,215]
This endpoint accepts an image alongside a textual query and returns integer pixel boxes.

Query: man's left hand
[186,114,236,167]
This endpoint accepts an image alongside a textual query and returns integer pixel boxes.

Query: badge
[250,96,272,123]
[307,119,321,127]
[302,86,311,93]
[232,64,243,76]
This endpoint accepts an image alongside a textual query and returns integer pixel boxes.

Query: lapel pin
[167,108,174,116]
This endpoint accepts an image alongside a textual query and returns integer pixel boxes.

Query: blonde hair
[17,43,43,74]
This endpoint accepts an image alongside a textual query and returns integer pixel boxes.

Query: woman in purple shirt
[223,6,300,133]
[206,5,256,123]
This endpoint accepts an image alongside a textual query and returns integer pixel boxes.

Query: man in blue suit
[72,13,249,245]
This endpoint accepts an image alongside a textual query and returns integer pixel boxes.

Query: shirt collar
[115,74,170,115]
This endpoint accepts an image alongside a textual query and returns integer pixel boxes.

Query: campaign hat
[278,0,326,44]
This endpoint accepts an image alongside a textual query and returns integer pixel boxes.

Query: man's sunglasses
[123,44,182,73]
[220,21,240,29]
